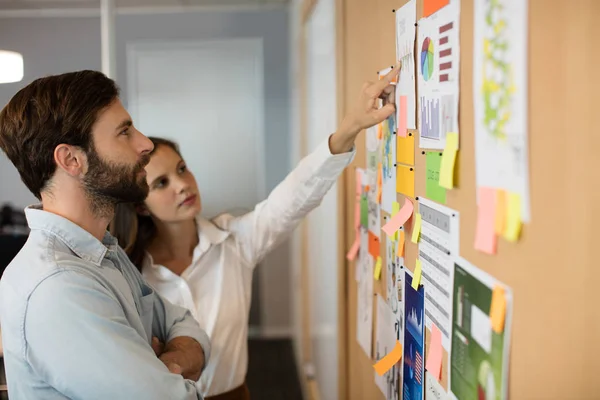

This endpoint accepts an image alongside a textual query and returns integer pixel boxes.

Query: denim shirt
[0,206,210,400]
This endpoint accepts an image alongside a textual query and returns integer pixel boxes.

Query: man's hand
[151,336,205,381]
[329,61,401,154]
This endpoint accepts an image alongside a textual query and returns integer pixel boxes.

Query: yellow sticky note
[396,165,415,198]
[503,192,522,242]
[411,213,422,243]
[374,256,383,280]
[489,285,507,333]
[396,132,415,166]
[439,132,458,189]
[412,259,422,290]
[391,201,400,240]
[494,189,507,235]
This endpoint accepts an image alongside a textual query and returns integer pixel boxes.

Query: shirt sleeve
[223,136,355,267]
[24,270,202,400]
[151,288,211,366]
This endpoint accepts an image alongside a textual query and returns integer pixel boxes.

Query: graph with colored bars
[414,348,423,385]
[438,21,455,83]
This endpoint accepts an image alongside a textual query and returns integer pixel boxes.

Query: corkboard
[339,0,600,399]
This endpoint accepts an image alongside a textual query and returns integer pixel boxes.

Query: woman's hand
[329,61,401,154]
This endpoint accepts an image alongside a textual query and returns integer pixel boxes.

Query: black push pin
[422,151,425,155]
[439,152,443,156]
[409,133,412,136]
[410,168,414,171]
[416,196,420,200]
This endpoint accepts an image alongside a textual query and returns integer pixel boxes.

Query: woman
[110,65,400,400]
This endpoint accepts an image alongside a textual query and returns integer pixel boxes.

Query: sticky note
[426,152,446,204]
[396,165,415,198]
[411,213,422,243]
[412,259,422,290]
[396,131,415,166]
[494,189,507,235]
[360,195,369,228]
[474,187,497,254]
[377,163,383,204]
[397,96,408,138]
[397,230,405,257]
[489,285,507,333]
[382,198,414,237]
[424,0,450,17]
[374,256,383,280]
[373,340,403,376]
[439,132,458,189]
[346,237,360,261]
[391,201,401,241]
[426,324,443,381]
[353,201,360,229]
[503,192,522,242]
[377,122,384,139]
[368,231,380,258]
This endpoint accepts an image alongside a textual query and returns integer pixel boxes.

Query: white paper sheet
[381,116,397,214]
[357,256,374,357]
[425,371,449,400]
[375,294,400,400]
[395,0,417,129]
[473,0,530,222]
[416,0,461,149]
[356,227,370,282]
[417,197,459,352]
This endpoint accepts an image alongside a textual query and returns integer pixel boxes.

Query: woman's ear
[135,204,151,216]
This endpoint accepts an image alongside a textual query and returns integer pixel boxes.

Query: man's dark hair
[0,70,120,199]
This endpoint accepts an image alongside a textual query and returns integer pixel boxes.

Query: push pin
[416,196,420,200]
[422,151,425,155]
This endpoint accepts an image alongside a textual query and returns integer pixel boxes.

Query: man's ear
[135,204,151,216]
[54,144,86,177]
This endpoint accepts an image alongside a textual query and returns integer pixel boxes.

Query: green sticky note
[360,195,369,228]
[426,152,447,204]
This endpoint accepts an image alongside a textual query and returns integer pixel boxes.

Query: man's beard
[83,147,150,217]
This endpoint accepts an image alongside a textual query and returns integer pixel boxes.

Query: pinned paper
[426,152,446,204]
[346,238,360,261]
[503,193,522,242]
[424,0,450,17]
[360,195,369,228]
[397,230,405,257]
[396,165,415,198]
[398,96,408,138]
[391,201,401,240]
[373,340,403,376]
[412,259,422,289]
[377,122,384,139]
[378,66,399,84]
[396,131,415,166]
[426,324,443,381]
[474,187,497,254]
[377,163,383,204]
[374,256,383,280]
[411,213,422,243]
[382,198,414,237]
[494,189,507,235]
[439,132,458,189]
[368,232,380,258]
[489,285,507,333]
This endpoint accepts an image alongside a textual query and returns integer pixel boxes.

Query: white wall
[0,7,293,334]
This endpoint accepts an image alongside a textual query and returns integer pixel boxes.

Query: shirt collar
[195,215,230,246]
[25,204,117,266]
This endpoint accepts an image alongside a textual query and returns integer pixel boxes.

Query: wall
[0,7,292,334]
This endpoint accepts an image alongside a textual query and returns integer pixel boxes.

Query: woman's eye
[178,165,187,174]
[155,178,167,189]
[120,128,130,136]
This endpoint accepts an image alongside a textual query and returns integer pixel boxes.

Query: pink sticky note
[346,235,360,261]
[397,96,408,137]
[474,187,497,254]
[382,198,414,236]
[426,324,443,381]
[355,169,362,196]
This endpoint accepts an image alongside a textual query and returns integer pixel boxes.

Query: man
[0,70,209,399]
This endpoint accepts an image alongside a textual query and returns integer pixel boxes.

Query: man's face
[83,99,154,205]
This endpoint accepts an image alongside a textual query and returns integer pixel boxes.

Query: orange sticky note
[396,130,415,166]
[397,230,405,257]
[377,122,384,139]
[426,324,443,381]
[503,192,522,242]
[374,256,383,280]
[373,340,403,376]
[377,163,383,204]
[424,0,450,17]
[494,189,507,235]
[411,213,422,244]
[368,232,380,258]
[382,198,414,237]
[474,187,497,254]
[346,236,360,261]
[489,285,507,333]
[397,95,408,137]
[396,165,415,198]
[412,259,422,290]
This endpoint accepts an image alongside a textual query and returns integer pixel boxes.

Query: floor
[246,339,303,400]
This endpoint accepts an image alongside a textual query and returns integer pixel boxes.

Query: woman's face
[142,145,202,223]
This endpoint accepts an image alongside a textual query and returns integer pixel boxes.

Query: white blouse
[142,138,355,396]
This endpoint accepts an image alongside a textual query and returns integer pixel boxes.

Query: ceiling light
[0,51,24,84]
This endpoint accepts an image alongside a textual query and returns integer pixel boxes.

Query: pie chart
[421,37,434,81]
